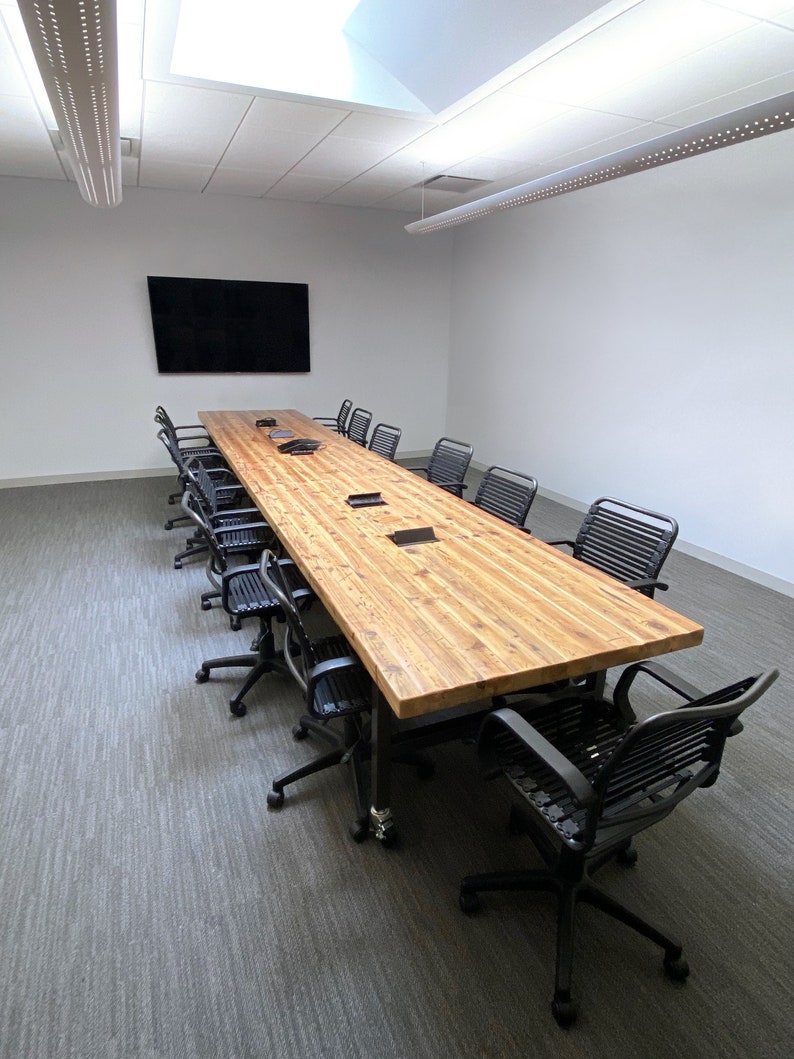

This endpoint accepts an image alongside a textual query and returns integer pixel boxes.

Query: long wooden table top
[199,410,704,719]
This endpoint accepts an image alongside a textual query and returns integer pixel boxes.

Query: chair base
[195,627,290,716]
[459,810,688,1026]
[267,716,434,841]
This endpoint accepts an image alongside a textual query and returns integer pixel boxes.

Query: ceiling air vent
[422,175,490,193]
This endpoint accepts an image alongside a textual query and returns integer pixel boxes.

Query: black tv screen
[147,276,310,374]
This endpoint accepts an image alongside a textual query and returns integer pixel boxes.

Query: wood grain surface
[200,410,704,718]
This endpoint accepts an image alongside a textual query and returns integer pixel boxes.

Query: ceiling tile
[592,21,794,122]
[266,173,349,202]
[291,137,397,178]
[141,82,251,165]
[237,96,349,135]
[138,158,216,192]
[204,167,285,196]
[0,95,64,178]
[332,111,435,145]
[0,19,31,96]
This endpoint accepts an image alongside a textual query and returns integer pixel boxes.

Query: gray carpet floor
[0,475,791,1058]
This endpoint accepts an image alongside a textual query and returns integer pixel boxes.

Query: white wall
[0,178,453,481]
[447,130,794,588]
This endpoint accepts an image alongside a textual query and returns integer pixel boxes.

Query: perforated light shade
[18,0,121,207]
[406,92,794,234]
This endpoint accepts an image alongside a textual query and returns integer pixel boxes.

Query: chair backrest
[335,398,353,433]
[473,465,538,527]
[573,496,678,594]
[347,407,373,446]
[368,422,401,461]
[154,405,176,439]
[183,457,220,512]
[158,428,186,472]
[426,437,473,492]
[589,669,778,843]
[258,549,319,692]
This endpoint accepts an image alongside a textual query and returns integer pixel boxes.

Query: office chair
[259,550,433,840]
[314,398,353,435]
[259,549,374,836]
[368,422,402,461]
[195,556,311,717]
[180,476,276,617]
[472,465,538,529]
[155,405,222,504]
[549,496,679,597]
[346,407,373,446]
[459,662,778,1027]
[407,437,473,497]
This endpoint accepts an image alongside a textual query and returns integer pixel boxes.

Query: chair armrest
[624,576,668,594]
[546,538,574,550]
[313,417,343,432]
[517,526,532,535]
[613,660,706,718]
[405,465,429,477]
[211,506,265,523]
[213,519,272,538]
[478,708,595,808]
[176,434,213,446]
[305,656,365,703]
[434,479,469,493]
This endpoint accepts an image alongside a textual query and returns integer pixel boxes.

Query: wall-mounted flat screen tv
[147,276,310,374]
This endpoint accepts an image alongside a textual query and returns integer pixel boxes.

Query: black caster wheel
[664,955,690,981]
[416,760,435,781]
[200,600,212,611]
[375,824,399,848]
[551,999,577,1028]
[459,890,481,914]
[164,521,174,531]
[174,560,183,570]
[230,700,247,718]
[167,497,176,506]
[292,725,309,740]
[617,845,638,867]
[267,789,284,809]
[349,819,369,842]
[195,669,209,683]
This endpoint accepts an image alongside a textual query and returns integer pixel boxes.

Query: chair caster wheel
[200,600,212,611]
[230,700,247,717]
[617,845,638,866]
[551,998,577,1028]
[349,819,369,842]
[292,725,309,740]
[174,560,183,570]
[164,521,174,531]
[267,789,284,809]
[195,669,209,683]
[459,890,481,914]
[664,955,690,981]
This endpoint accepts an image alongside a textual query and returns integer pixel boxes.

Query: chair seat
[311,636,372,718]
[226,569,280,617]
[215,517,272,551]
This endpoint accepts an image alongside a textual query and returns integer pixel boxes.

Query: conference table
[198,409,704,841]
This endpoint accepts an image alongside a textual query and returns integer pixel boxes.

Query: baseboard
[0,467,175,489]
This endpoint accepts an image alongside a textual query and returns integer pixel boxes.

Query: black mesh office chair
[194,556,311,717]
[407,437,473,497]
[259,550,433,840]
[460,663,778,1027]
[368,422,402,461]
[472,465,538,529]
[346,407,373,446]
[259,549,375,837]
[180,473,276,616]
[549,496,679,597]
[314,398,353,435]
